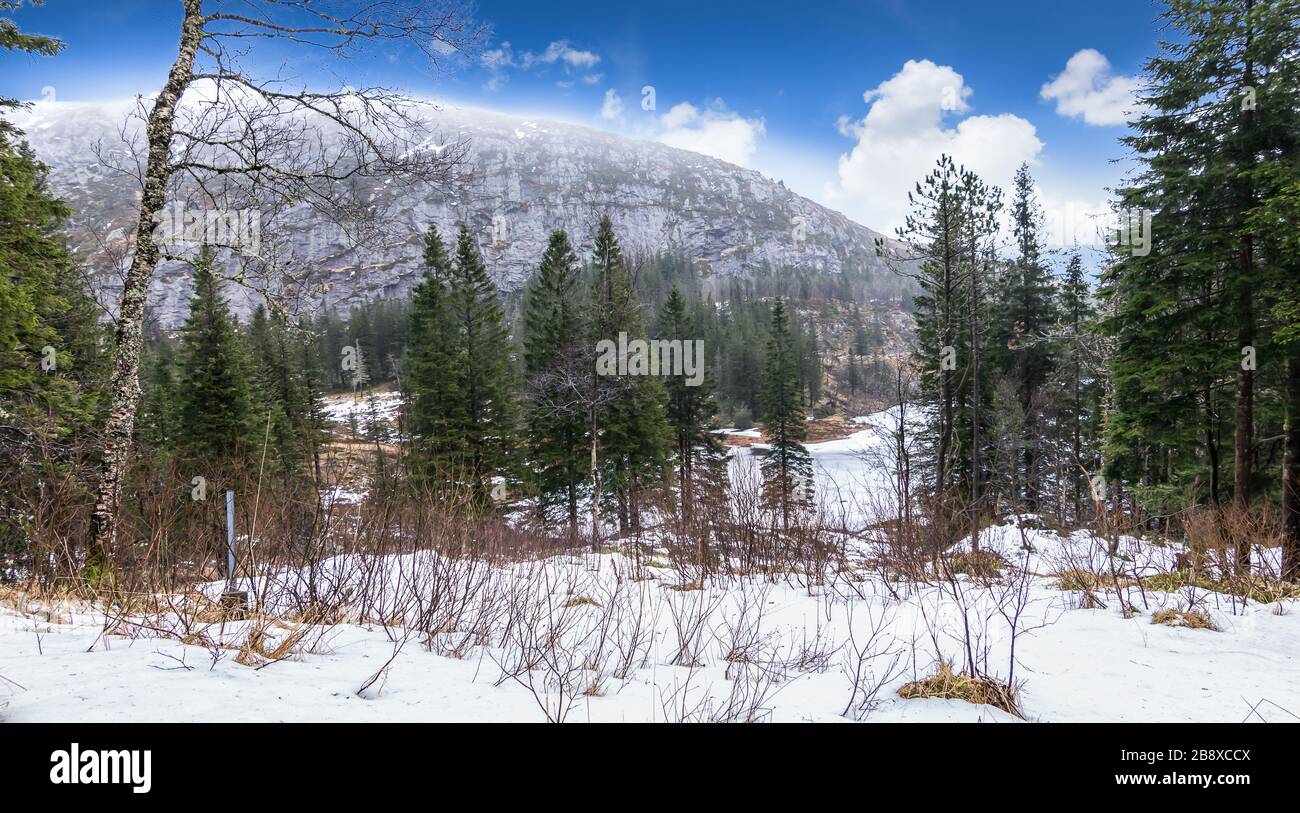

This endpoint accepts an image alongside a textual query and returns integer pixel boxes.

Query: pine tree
[884,154,966,498]
[987,163,1059,512]
[846,354,862,397]
[590,214,669,533]
[404,224,464,484]
[522,228,591,538]
[760,298,813,528]
[658,286,728,529]
[852,304,872,356]
[447,223,516,503]
[176,247,254,466]
[958,169,1001,542]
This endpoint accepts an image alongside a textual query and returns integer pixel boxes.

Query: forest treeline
[128,215,853,542]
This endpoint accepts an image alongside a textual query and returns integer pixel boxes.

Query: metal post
[220,489,246,619]
[225,489,236,581]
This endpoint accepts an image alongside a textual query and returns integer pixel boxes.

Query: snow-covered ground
[728,407,904,531]
[2,410,1297,723]
[3,533,1295,722]
[320,389,403,428]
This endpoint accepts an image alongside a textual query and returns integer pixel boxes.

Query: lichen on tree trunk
[89,0,204,563]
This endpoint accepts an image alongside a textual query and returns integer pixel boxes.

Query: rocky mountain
[11,99,899,326]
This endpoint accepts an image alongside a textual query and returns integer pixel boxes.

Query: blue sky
[1,0,1165,242]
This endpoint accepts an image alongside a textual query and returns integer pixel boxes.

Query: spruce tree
[1056,253,1100,521]
[138,335,182,453]
[1104,0,1299,570]
[0,2,61,137]
[658,286,728,527]
[522,228,591,537]
[987,163,1058,512]
[404,224,464,483]
[0,20,105,565]
[176,247,254,466]
[447,223,516,503]
[589,214,668,533]
[760,297,813,529]
[248,305,323,480]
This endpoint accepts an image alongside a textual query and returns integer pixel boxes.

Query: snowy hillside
[8,98,898,326]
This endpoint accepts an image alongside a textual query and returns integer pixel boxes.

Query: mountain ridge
[10,98,899,326]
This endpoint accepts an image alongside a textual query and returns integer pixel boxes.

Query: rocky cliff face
[12,99,896,326]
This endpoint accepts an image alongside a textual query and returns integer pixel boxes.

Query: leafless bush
[841,602,905,720]
[607,579,663,680]
[491,563,618,722]
[666,584,726,668]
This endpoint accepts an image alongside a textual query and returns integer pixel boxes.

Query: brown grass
[1151,609,1218,631]
[898,661,1021,718]
[1053,568,1137,592]
[948,550,1008,578]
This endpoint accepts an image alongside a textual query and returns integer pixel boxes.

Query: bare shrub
[841,603,905,720]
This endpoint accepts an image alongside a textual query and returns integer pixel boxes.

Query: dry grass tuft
[1151,609,1218,631]
[947,550,1007,579]
[1142,571,1217,594]
[898,661,1021,718]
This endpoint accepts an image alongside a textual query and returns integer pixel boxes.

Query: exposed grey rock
[13,100,897,326]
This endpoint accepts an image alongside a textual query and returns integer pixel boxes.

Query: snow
[714,427,761,439]
[4,540,1296,722]
[729,408,903,530]
[320,390,403,426]
[2,409,1297,723]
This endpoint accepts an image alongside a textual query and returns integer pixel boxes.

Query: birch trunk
[89,0,204,561]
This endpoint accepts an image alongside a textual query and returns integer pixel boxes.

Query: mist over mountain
[12,99,899,327]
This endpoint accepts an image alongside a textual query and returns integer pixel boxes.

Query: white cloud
[479,39,602,91]
[660,102,700,129]
[655,101,766,168]
[481,42,516,71]
[1041,49,1145,126]
[824,59,1044,233]
[600,89,625,121]
[528,40,600,70]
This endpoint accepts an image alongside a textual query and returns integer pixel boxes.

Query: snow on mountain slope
[9,98,897,326]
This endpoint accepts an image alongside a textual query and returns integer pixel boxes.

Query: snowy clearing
[3,412,1297,723]
[3,527,1297,722]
